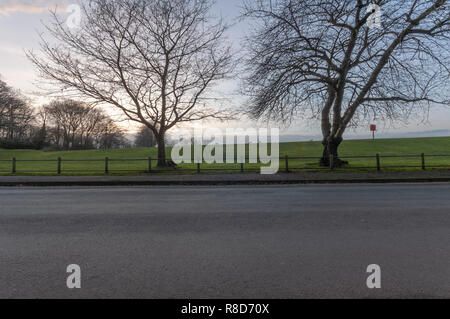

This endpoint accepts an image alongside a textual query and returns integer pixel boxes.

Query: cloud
[0,0,70,15]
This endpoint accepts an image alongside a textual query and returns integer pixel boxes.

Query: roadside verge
[1,171,450,186]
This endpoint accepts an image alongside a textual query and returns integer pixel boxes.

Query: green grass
[0,136,449,175]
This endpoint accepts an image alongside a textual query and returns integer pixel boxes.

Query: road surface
[0,184,449,298]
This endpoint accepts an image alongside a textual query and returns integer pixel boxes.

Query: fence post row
[12,157,16,174]
[4,153,447,174]
[57,157,62,175]
[105,157,109,174]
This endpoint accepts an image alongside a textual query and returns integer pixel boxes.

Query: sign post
[370,124,377,140]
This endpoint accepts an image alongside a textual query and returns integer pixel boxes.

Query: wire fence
[0,153,450,174]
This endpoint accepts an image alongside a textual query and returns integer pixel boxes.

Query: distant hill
[279,130,450,143]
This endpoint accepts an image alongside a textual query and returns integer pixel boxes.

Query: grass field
[0,136,449,175]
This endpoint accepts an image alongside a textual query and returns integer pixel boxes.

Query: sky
[0,0,449,141]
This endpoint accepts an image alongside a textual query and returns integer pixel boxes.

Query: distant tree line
[134,126,157,148]
[0,78,37,148]
[40,100,129,150]
[0,77,133,150]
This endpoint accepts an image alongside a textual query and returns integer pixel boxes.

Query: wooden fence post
[285,155,289,173]
[148,157,152,173]
[57,157,62,175]
[421,153,426,170]
[105,157,109,174]
[241,162,244,173]
[330,156,334,170]
[197,162,201,174]
[12,158,16,174]
[376,154,381,171]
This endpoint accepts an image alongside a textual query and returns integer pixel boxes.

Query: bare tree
[0,77,35,144]
[28,0,233,166]
[43,99,124,150]
[95,118,128,150]
[44,100,88,149]
[243,0,450,166]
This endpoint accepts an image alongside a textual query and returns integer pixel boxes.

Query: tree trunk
[319,137,346,168]
[157,134,167,167]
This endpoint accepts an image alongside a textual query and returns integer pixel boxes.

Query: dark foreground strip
[0,299,444,317]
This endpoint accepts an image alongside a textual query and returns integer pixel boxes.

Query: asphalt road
[0,184,449,299]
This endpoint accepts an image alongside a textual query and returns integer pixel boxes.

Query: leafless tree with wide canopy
[0,78,34,143]
[28,0,233,166]
[243,0,450,166]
